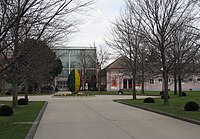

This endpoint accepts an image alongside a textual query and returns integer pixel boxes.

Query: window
[128,79,133,89]
[197,78,200,82]
[158,79,162,82]
[169,79,171,82]
[189,78,193,81]
[176,79,184,82]
[149,79,154,84]
[123,79,127,89]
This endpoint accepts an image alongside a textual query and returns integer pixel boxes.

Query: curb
[52,95,95,98]
[114,100,200,126]
[25,101,48,139]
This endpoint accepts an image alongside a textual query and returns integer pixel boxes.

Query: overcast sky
[67,0,125,47]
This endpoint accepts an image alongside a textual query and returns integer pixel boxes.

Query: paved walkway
[1,95,200,139]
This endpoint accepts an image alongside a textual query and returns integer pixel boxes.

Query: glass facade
[53,47,97,90]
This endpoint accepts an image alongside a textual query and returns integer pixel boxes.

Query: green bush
[18,98,28,105]
[143,97,155,103]
[184,101,199,111]
[0,105,14,116]
[182,92,187,96]
[6,92,11,95]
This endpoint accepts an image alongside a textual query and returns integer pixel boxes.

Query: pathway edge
[114,100,200,125]
[25,101,48,139]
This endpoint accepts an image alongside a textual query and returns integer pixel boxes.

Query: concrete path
[1,95,200,139]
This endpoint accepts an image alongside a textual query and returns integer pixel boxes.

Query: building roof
[103,56,129,70]
[52,46,96,50]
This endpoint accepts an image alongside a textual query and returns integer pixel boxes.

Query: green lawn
[0,101,45,139]
[53,92,94,96]
[115,91,200,121]
[88,90,163,95]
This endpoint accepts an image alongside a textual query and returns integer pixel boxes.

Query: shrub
[0,105,14,116]
[18,98,28,105]
[184,101,199,111]
[6,92,11,95]
[41,86,54,93]
[182,92,187,97]
[143,97,155,103]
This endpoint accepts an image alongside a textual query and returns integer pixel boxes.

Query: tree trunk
[178,69,182,97]
[141,79,144,94]
[141,52,144,94]
[173,64,177,95]
[24,78,29,100]
[132,78,137,99]
[98,69,101,92]
[177,60,182,97]
[130,59,137,99]
[132,57,137,99]
[38,84,42,93]
[161,49,169,105]
[83,68,86,90]
[12,80,18,108]
[163,68,169,105]
[174,73,177,95]
[141,60,145,94]
[12,7,20,108]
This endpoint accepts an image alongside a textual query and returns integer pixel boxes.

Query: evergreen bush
[18,98,28,105]
[6,92,11,95]
[182,92,187,96]
[143,97,155,103]
[0,105,14,116]
[184,101,199,111]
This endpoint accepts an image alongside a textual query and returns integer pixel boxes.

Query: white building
[103,57,200,91]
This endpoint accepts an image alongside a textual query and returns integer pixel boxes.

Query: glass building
[53,47,97,90]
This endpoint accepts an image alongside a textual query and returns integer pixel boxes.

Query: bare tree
[0,0,94,108]
[137,44,150,94]
[79,49,90,90]
[107,8,145,99]
[90,42,110,91]
[170,25,200,96]
[126,0,199,105]
[0,0,94,73]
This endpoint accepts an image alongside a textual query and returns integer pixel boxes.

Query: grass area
[0,90,164,96]
[0,93,53,97]
[0,101,45,139]
[115,91,200,121]
[88,91,123,95]
[88,90,161,95]
[54,92,94,97]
